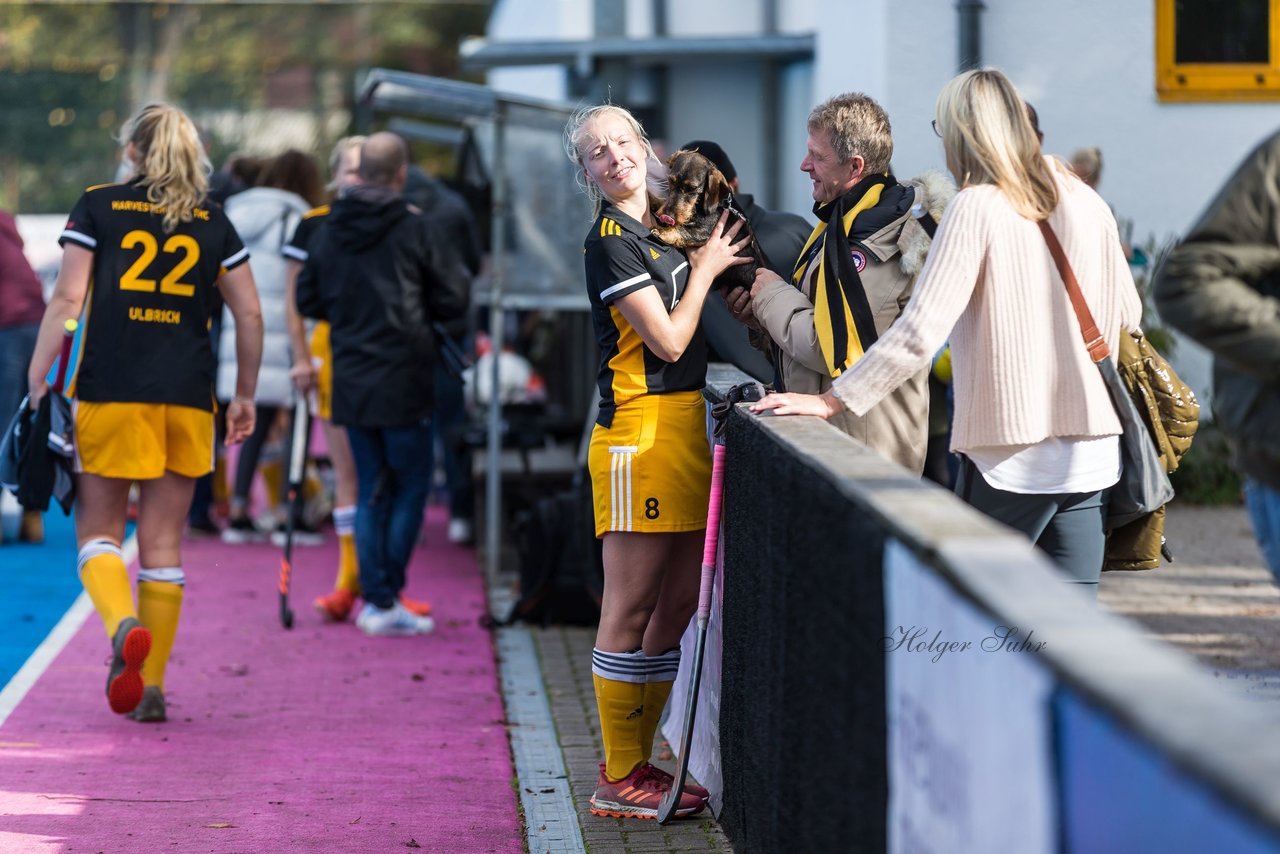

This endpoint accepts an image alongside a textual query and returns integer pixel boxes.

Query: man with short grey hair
[296,132,469,635]
[731,93,950,473]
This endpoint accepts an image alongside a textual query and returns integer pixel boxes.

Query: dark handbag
[1039,222,1175,529]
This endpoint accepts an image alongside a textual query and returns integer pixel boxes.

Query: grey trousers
[955,457,1107,589]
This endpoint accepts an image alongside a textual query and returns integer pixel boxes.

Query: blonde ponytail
[122,103,210,233]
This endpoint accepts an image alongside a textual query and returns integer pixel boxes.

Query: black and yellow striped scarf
[792,175,892,377]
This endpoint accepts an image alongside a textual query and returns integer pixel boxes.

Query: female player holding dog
[27,103,263,721]
[564,104,749,819]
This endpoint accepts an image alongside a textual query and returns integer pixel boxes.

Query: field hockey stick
[51,319,78,394]
[658,439,726,824]
[277,394,309,629]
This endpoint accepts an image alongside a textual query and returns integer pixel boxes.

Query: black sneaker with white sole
[221,516,267,544]
[271,519,325,547]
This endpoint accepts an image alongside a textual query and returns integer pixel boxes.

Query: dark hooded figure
[295,132,469,637]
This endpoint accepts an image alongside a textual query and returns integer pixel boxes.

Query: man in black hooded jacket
[296,132,468,636]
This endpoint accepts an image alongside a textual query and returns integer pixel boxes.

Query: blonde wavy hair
[563,104,666,219]
[121,103,210,233]
[935,69,1058,220]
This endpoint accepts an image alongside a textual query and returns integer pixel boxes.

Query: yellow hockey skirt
[588,391,712,538]
[74,400,214,480]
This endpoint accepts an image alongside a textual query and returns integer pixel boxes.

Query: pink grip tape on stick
[697,442,726,625]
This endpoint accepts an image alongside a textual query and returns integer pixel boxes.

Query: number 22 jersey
[60,179,249,412]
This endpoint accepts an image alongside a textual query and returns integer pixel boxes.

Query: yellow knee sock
[640,680,675,764]
[336,534,360,593]
[212,455,229,506]
[592,647,647,782]
[77,539,136,640]
[640,648,680,762]
[333,505,360,593]
[137,570,184,691]
[261,458,284,510]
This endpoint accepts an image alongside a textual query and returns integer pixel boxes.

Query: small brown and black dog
[651,149,764,293]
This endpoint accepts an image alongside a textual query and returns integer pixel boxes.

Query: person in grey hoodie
[219,151,325,543]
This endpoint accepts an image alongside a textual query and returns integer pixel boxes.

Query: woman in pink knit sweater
[752,68,1142,590]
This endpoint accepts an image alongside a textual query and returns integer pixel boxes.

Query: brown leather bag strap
[1037,220,1111,363]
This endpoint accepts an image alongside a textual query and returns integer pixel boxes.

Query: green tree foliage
[0,2,489,213]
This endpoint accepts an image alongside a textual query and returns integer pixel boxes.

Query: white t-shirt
[967,435,1121,495]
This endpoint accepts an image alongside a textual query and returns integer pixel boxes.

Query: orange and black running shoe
[643,763,710,803]
[589,762,706,820]
[106,618,151,715]
[314,588,357,623]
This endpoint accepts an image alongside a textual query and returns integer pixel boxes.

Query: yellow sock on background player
[332,504,359,593]
[260,457,284,522]
[313,504,360,622]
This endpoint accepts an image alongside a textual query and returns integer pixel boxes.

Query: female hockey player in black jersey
[27,103,263,722]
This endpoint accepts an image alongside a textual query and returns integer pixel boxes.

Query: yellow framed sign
[1156,0,1280,100]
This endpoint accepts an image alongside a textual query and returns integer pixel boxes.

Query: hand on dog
[750,266,784,299]
[687,210,751,280]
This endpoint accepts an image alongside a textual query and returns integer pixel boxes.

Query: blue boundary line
[0,506,136,723]
[0,509,84,690]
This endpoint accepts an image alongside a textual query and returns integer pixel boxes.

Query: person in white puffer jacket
[218,150,325,543]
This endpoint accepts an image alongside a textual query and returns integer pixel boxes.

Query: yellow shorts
[74,401,214,480]
[588,391,712,537]
[309,321,333,421]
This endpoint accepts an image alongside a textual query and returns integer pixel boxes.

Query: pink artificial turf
[0,506,521,853]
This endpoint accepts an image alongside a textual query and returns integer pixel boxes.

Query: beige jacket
[752,173,953,473]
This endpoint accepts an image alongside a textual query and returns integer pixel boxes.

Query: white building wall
[882,4,958,183]
[483,0,590,102]
[479,0,1280,399]
[883,0,1280,243]
[626,0,654,38]
[778,61,817,218]
[661,0,763,37]
[879,0,1280,402]
[665,61,767,189]
[814,0,890,106]
[484,0,1280,241]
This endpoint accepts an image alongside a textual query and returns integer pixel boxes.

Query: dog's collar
[723,192,750,224]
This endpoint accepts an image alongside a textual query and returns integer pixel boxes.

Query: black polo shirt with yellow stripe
[584,204,705,427]
[282,203,329,263]
[59,179,248,412]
